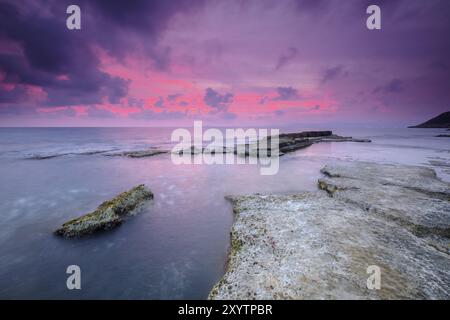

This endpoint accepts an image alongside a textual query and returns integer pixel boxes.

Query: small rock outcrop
[210,162,450,299]
[55,185,153,237]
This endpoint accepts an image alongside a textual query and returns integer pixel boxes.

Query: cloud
[167,94,182,102]
[321,65,348,84]
[129,109,187,120]
[0,0,205,110]
[275,47,298,70]
[0,84,29,103]
[222,112,237,120]
[203,88,234,112]
[373,79,404,94]
[87,106,117,118]
[273,87,300,101]
[128,98,145,108]
[0,1,130,107]
[259,96,269,105]
[154,96,166,108]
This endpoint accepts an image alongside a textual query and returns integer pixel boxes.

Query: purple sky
[0,0,449,127]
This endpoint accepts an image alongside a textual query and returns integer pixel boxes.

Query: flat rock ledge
[210,162,450,299]
[55,184,153,238]
[178,131,371,157]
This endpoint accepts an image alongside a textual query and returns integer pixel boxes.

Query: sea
[0,127,448,299]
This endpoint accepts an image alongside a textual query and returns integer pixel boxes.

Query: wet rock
[210,162,450,299]
[106,149,168,158]
[25,153,69,160]
[275,132,370,155]
[234,131,371,157]
[55,185,153,238]
[25,149,115,160]
[279,131,333,139]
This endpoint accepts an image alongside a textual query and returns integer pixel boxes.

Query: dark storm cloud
[79,0,204,69]
[0,0,205,108]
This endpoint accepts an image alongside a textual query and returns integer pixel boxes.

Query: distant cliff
[409,111,450,128]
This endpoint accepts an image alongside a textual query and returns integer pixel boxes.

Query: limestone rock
[55,184,153,237]
[210,162,450,299]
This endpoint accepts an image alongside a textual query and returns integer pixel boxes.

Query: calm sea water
[0,127,448,299]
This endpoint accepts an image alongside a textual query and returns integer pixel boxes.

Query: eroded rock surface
[210,162,450,299]
[55,184,153,237]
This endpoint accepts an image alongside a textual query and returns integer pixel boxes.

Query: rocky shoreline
[210,162,450,299]
[25,130,370,160]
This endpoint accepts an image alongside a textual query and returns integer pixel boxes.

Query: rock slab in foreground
[55,184,153,237]
[210,162,450,299]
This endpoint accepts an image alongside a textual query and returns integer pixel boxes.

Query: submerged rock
[210,162,450,299]
[25,153,69,160]
[55,185,153,238]
[106,149,168,158]
[25,150,115,160]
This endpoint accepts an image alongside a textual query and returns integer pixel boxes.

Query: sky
[0,0,449,127]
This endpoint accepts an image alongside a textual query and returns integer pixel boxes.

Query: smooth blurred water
[0,127,448,299]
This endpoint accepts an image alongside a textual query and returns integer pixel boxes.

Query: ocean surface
[0,127,449,299]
